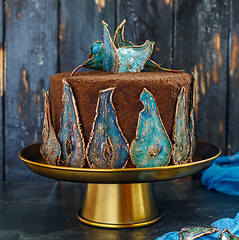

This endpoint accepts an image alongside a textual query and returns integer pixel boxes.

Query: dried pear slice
[41,92,49,160]
[188,73,197,162]
[117,40,155,73]
[71,47,103,76]
[113,19,133,48]
[172,87,190,164]
[102,21,119,73]
[40,91,61,165]
[71,19,182,74]
[113,19,182,73]
[58,80,85,167]
[130,88,172,167]
[179,226,218,240]
[89,40,103,58]
[87,88,129,169]
[219,229,239,240]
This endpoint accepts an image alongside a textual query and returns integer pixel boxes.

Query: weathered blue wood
[0,0,3,180]
[174,0,230,154]
[0,0,237,179]
[227,0,239,155]
[117,0,174,69]
[59,0,116,72]
[113,18,181,73]
[5,0,58,180]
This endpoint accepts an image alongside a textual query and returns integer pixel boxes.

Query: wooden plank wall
[228,0,239,154]
[4,0,58,180]
[117,0,173,68]
[174,0,230,153]
[59,0,115,73]
[1,0,239,180]
[0,0,3,180]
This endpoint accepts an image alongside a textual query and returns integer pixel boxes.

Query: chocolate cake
[40,20,196,168]
[50,71,191,145]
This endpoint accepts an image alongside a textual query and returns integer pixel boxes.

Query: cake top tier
[53,70,189,83]
[71,20,183,75]
[50,71,191,144]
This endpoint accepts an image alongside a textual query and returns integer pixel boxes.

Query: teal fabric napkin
[201,151,239,196]
[156,212,239,239]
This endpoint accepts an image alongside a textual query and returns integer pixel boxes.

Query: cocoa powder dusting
[50,71,191,144]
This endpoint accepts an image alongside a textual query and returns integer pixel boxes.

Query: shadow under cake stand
[18,141,220,228]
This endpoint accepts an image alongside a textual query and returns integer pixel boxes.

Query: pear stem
[71,57,94,76]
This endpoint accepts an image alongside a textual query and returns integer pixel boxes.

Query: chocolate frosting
[50,70,191,145]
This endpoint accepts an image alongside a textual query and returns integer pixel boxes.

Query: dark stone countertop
[0,178,239,240]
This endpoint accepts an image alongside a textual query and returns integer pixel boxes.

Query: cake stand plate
[18,141,220,228]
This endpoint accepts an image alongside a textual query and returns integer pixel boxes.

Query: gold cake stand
[18,141,220,228]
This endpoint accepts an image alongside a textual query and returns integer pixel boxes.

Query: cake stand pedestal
[18,141,220,228]
[79,182,160,228]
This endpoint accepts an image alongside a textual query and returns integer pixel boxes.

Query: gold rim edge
[18,142,221,173]
[77,214,161,228]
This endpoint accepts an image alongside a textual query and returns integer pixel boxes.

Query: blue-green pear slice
[113,19,126,48]
[172,87,190,164]
[41,92,49,160]
[130,88,172,167]
[113,19,133,48]
[71,47,104,76]
[102,21,119,73]
[40,91,61,165]
[179,226,218,240]
[188,73,197,162]
[84,47,103,70]
[87,88,129,169]
[89,41,103,57]
[58,80,85,167]
[117,40,155,73]
[71,19,184,74]
[113,20,182,73]
[219,229,239,240]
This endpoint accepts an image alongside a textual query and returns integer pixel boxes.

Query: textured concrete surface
[0,178,239,240]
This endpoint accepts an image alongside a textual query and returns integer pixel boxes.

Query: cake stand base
[18,141,221,229]
[78,183,161,228]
